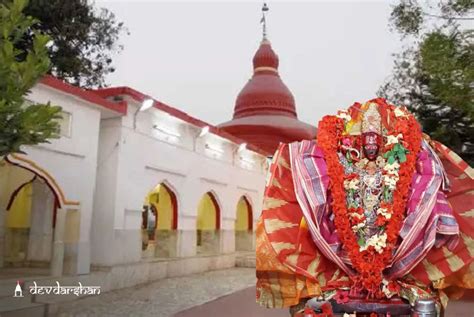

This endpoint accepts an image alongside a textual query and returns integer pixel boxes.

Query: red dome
[219,39,316,155]
[234,40,296,119]
[252,39,279,69]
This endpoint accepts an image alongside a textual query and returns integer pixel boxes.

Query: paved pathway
[174,286,288,317]
[55,268,473,317]
[56,268,255,317]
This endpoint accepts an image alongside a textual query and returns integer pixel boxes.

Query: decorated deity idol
[256,99,473,316]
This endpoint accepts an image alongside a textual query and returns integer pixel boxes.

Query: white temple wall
[91,97,266,266]
[1,79,266,292]
[9,84,104,274]
[90,118,122,267]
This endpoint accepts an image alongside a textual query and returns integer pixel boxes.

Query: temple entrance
[142,183,178,258]
[196,192,220,255]
[0,159,58,274]
[235,196,253,251]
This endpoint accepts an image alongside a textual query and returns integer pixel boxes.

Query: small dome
[252,40,279,70]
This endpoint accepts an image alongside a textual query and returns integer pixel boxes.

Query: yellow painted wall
[235,197,250,231]
[0,161,10,208]
[157,185,173,230]
[0,161,34,210]
[145,186,159,206]
[64,209,80,243]
[6,182,33,228]
[144,184,174,230]
[197,193,217,230]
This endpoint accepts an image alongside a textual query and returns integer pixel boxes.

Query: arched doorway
[142,183,178,258]
[0,159,58,271]
[196,192,220,255]
[235,196,254,251]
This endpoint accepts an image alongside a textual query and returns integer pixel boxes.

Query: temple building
[0,5,313,314]
[0,75,266,316]
[219,36,316,155]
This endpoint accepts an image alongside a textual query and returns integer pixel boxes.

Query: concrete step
[0,294,47,317]
[235,252,256,268]
[1,304,46,317]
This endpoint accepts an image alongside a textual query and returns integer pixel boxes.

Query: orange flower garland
[317,99,422,297]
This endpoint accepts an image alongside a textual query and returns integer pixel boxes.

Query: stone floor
[0,267,49,279]
[175,286,288,317]
[52,267,473,317]
[55,268,256,317]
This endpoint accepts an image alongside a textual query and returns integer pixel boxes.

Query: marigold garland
[317,99,422,297]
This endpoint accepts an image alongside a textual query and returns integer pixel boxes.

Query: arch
[196,191,221,231]
[1,159,61,227]
[163,183,178,230]
[141,181,179,258]
[4,154,78,208]
[196,191,222,255]
[1,160,59,268]
[234,195,254,252]
[146,182,178,230]
[159,180,180,229]
[235,196,253,231]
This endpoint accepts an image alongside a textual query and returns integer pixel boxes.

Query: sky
[97,0,402,126]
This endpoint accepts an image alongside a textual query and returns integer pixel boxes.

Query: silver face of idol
[362,132,381,161]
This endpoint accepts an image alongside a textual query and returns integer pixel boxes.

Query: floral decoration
[316,99,422,297]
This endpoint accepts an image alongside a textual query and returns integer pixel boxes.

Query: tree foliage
[9,0,127,88]
[0,0,61,156]
[379,0,474,165]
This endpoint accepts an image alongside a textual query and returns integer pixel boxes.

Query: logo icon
[14,280,23,297]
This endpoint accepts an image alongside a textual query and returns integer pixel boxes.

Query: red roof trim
[94,87,269,156]
[39,75,127,115]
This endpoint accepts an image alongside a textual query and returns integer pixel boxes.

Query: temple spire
[260,2,269,40]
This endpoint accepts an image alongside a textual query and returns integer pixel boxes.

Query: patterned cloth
[256,140,474,308]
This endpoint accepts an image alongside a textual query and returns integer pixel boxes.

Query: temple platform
[0,252,241,316]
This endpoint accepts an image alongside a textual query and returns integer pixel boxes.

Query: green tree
[10,0,127,88]
[379,0,474,165]
[0,0,61,156]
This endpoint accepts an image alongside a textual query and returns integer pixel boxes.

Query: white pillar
[27,179,54,262]
[177,229,196,257]
[51,208,67,276]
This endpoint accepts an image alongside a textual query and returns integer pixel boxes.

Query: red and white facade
[0,33,315,294]
[0,76,267,283]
